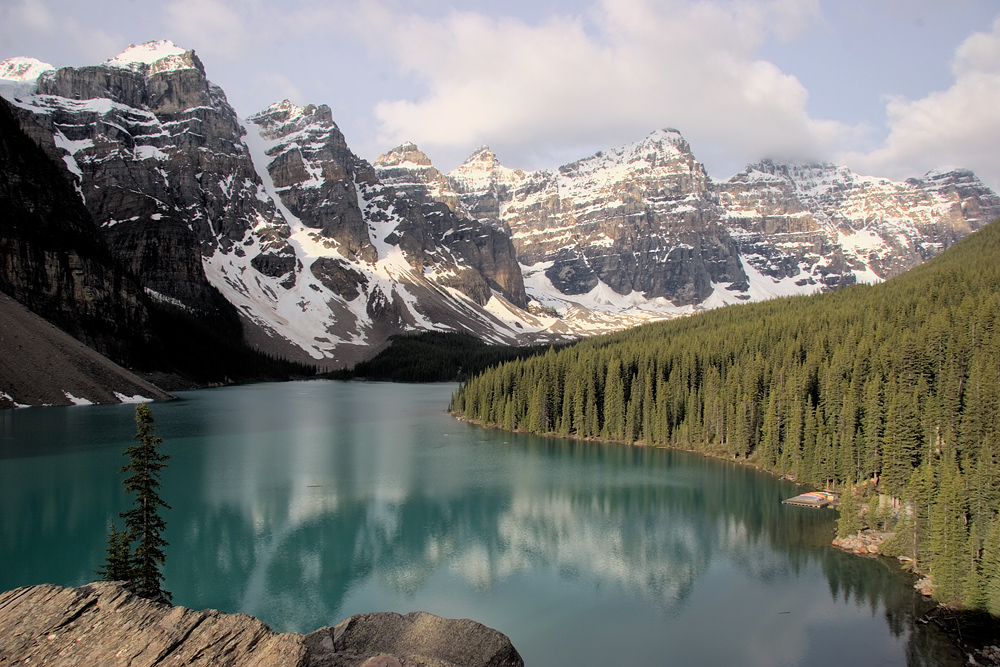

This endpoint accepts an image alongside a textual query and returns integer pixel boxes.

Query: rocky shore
[831,529,890,557]
[0,582,523,667]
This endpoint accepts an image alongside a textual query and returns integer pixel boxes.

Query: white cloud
[1,0,56,34]
[358,0,846,175]
[162,0,253,59]
[840,16,1000,190]
[0,0,124,66]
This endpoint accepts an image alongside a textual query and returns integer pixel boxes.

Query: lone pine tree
[117,402,171,602]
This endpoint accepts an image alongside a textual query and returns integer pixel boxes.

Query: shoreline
[451,411,1000,665]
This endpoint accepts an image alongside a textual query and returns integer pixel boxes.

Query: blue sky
[3,0,999,189]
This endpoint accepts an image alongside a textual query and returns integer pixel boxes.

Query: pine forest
[451,219,1000,613]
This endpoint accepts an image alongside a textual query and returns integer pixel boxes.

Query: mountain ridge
[2,40,997,371]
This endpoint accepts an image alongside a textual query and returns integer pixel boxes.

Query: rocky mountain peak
[467,145,499,164]
[27,40,215,115]
[560,128,707,193]
[449,145,527,195]
[374,142,463,213]
[247,100,337,141]
[912,167,1000,199]
[104,40,203,76]
[245,99,530,343]
[733,160,855,207]
[375,141,434,168]
[631,127,689,156]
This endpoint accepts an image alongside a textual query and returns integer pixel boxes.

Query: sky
[3,0,1000,190]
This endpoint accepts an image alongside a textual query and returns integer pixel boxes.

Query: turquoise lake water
[0,380,960,666]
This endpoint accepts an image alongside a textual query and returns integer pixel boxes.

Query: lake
[0,380,960,666]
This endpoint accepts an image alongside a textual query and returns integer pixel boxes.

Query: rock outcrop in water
[0,582,524,667]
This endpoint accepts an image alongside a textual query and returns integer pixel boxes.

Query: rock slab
[0,583,524,667]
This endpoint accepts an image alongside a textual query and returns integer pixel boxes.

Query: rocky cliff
[719,160,1000,286]
[0,582,524,667]
[4,42,283,318]
[3,41,998,367]
[0,95,149,364]
[247,100,526,311]
[1,44,562,368]
[444,131,1000,313]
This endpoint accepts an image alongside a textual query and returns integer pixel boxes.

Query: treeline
[451,220,1000,613]
[333,331,560,382]
[142,299,317,385]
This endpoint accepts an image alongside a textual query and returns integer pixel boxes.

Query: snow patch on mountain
[0,57,55,100]
[105,40,192,71]
[0,57,54,82]
[62,391,94,406]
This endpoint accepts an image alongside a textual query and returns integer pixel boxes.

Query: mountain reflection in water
[0,381,961,667]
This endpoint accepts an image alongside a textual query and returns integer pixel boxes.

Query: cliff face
[0,582,524,667]
[446,130,742,306]
[372,140,526,307]
[13,42,288,316]
[3,41,999,365]
[0,95,148,364]
[447,133,1000,309]
[719,161,1000,287]
[2,45,549,367]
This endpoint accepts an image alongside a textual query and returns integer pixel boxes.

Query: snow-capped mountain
[720,160,999,286]
[0,40,285,318]
[2,41,998,369]
[0,43,582,367]
[433,131,1000,315]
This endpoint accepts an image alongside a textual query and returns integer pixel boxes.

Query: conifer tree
[983,512,1000,616]
[837,486,862,539]
[962,518,985,610]
[929,460,967,605]
[95,522,134,582]
[121,403,171,602]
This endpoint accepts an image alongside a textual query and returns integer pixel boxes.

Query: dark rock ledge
[0,582,524,667]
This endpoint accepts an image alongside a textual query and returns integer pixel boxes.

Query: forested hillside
[333,332,558,382]
[451,219,1000,612]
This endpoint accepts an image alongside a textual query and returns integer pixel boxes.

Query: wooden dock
[782,491,835,508]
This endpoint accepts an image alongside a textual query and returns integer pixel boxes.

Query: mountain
[374,137,723,334]
[0,291,170,408]
[449,215,1000,612]
[719,161,999,286]
[0,49,314,392]
[0,93,150,365]
[0,43,570,369]
[2,41,997,371]
[441,130,1000,315]
[240,101,550,364]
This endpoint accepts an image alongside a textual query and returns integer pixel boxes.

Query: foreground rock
[0,582,523,667]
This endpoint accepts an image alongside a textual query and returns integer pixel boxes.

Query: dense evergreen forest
[333,332,558,382]
[451,220,1000,613]
[142,300,316,386]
